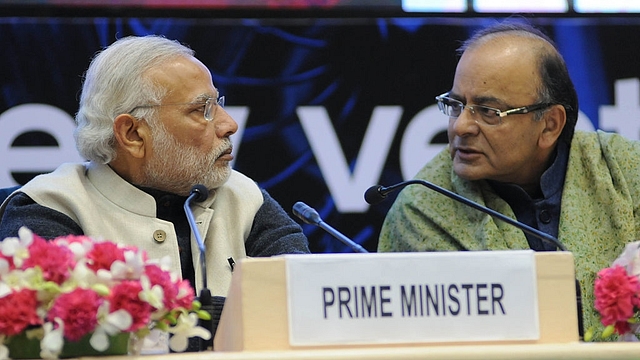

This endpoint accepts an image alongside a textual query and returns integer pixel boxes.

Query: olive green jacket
[378,130,640,337]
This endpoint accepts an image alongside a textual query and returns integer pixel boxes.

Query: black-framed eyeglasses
[435,92,553,126]
[129,95,225,122]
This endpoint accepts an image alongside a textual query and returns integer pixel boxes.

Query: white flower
[613,241,640,277]
[146,256,172,270]
[66,262,99,289]
[111,250,145,280]
[0,258,9,277]
[40,319,64,360]
[70,242,92,261]
[2,267,41,295]
[0,229,205,356]
[167,313,211,352]
[91,306,132,352]
[0,226,34,268]
[96,268,114,282]
[0,281,10,298]
[139,275,164,310]
[53,237,92,261]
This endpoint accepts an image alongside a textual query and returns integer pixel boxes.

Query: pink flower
[48,288,102,341]
[52,234,92,246]
[614,320,633,336]
[86,242,126,272]
[23,235,75,284]
[144,264,177,309]
[594,265,640,330]
[109,281,152,332]
[0,230,209,353]
[174,279,195,309]
[0,289,41,335]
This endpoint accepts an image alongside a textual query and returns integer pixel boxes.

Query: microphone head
[190,184,209,203]
[292,201,322,226]
[364,185,386,205]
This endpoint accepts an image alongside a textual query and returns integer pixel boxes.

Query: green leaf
[165,314,177,324]
[583,327,594,342]
[602,324,616,339]
[136,327,151,338]
[91,283,111,296]
[197,309,212,320]
[155,322,169,332]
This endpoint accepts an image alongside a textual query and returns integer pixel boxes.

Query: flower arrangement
[592,241,640,341]
[0,227,211,359]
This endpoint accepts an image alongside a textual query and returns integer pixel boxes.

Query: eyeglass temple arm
[499,103,552,118]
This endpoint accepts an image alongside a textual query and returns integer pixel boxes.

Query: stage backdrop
[1,15,639,253]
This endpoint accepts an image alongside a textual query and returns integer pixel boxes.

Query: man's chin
[202,168,232,190]
[452,165,485,182]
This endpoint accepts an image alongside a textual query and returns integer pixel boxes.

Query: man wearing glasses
[0,35,310,343]
[377,21,640,339]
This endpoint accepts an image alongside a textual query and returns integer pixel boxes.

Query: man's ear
[113,114,148,159]
[539,104,567,149]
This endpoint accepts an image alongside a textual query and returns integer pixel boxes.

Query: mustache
[213,138,233,159]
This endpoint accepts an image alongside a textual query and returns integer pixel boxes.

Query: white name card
[285,251,539,346]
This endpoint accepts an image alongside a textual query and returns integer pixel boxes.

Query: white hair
[74,35,194,163]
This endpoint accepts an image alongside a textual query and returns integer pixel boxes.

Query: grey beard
[139,123,232,196]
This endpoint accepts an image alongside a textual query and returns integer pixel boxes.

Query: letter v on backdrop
[297,106,402,213]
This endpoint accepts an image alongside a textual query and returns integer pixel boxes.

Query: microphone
[189,184,209,203]
[184,184,213,351]
[366,180,583,339]
[365,180,567,251]
[185,184,209,290]
[293,201,368,253]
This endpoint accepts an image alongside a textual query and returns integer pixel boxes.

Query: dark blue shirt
[488,142,569,251]
[139,187,196,288]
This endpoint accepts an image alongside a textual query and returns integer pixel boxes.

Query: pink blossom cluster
[0,227,205,357]
[594,265,640,335]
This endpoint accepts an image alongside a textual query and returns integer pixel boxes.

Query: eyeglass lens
[437,97,502,125]
[204,95,225,121]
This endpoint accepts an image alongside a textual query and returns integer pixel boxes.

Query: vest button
[153,230,167,243]
[539,210,551,224]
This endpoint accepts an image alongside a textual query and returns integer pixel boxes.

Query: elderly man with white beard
[0,35,310,346]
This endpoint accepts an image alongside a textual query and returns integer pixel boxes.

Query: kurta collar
[84,161,218,216]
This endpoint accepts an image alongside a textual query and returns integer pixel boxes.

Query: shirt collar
[489,141,569,201]
[539,140,569,199]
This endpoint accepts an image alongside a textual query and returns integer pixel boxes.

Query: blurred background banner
[1,1,639,252]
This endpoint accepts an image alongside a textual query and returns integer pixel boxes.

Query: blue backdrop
[1,15,639,253]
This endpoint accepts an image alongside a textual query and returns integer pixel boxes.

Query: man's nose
[214,107,238,137]
[450,107,479,136]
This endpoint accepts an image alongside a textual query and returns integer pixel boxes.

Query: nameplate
[285,251,539,346]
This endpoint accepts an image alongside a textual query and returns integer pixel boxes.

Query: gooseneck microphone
[293,201,368,253]
[184,184,213,350]
[366,179,583,339]
[365,180,567,251]
[185,184,210,290]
